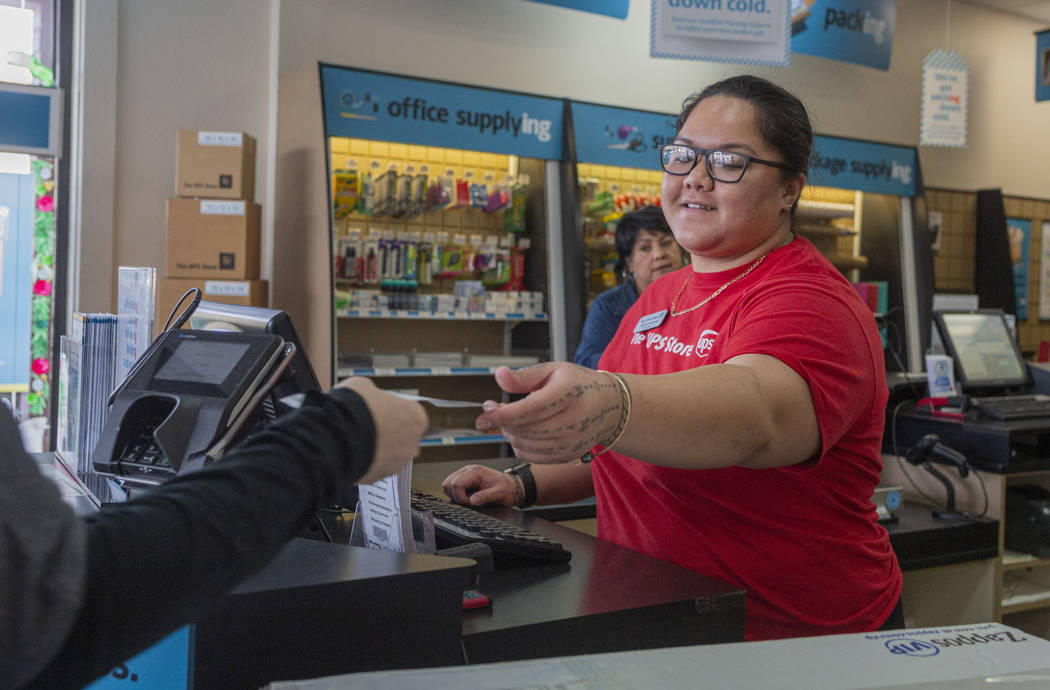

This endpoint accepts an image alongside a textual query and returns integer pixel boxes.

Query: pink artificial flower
[32,358,49,375]
[36,195,54,212]
[33,279,52,296]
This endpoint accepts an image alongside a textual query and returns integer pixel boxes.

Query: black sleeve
[26,387,375,690]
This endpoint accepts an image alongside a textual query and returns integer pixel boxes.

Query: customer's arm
[0,409,88,690]
[27,380,425,690]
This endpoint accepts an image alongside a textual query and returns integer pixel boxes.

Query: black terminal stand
[905,434,972,521]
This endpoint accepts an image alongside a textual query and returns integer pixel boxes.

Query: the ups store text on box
[166,198,260,280]
[176,130,256,200]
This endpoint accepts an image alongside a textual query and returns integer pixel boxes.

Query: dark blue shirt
[573,279,640,369]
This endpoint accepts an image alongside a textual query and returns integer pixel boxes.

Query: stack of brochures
[115,267,156,385]
[56,267,156,501]
[58,313,117,496]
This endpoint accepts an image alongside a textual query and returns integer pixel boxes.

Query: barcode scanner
[906,433,970,478]
[905,434,971,519]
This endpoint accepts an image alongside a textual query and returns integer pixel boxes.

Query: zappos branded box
[176,130,256,200]
[165,198,261,280]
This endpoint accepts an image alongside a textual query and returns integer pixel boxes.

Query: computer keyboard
[410,490,572,566]
[970,394,1050,421]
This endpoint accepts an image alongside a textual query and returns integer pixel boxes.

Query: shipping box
[176,130,256,200]
[155,277,269,336]
[166,198,261,279]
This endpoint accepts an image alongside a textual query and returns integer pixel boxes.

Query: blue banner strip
[524,0,629,19]
[320,64,565,160]
[571,102,675,169]
[809,134,917,197]
[570,101,918,196]
[791,0,897,71]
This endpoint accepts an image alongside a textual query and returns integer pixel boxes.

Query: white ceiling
[958,0,1050,25]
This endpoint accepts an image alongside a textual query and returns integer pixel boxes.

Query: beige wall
[278,0,1049,196]
[80,0,273,313]
[88,0,1050,319]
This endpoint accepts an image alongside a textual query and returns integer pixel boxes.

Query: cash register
[933,309,1050,421]
[886,309,1050,472]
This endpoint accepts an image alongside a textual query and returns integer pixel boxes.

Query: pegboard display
[926,187,1050,355]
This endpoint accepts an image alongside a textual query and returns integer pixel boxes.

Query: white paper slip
[279,391,484,409]
[387,391,485,408]
[278,393,307,409]
[355,474,406,553]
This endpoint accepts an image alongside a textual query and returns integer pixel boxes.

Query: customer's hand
[475,364,623,464]
[442,464,522,507]
[335,377,428,484]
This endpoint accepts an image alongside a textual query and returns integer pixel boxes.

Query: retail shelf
[420,429,506,447]
[1002,552,1050,572]
[794,222,857,237]
[796,200,855,219]
[337,309,548,322]
[829,255,869,271]
[1002,593,1050,615]
[339,365,528,378]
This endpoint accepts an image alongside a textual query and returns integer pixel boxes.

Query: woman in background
[573,206,683,368]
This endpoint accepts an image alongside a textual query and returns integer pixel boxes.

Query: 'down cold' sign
[651,0,790,66]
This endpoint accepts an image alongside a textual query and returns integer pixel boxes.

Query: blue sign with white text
[1008,218,1031,319]
[84,626,192,690]
[0,83,61,155]
[809,134,917,196]
[571,102,676,170]
[320,65,565,160]
[0,171,34,390]
[790,0,895,71]
[525,0,629,18]
[1037,29,1050,102]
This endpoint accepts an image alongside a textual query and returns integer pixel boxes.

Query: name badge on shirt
[633,309,667,333]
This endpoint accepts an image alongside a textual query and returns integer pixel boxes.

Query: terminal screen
[938,311,1027,389]
[155,339,251,385]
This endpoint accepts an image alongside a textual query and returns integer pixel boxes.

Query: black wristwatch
[504,462,537,508]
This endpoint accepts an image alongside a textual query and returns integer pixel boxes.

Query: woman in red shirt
[443,75,902,640]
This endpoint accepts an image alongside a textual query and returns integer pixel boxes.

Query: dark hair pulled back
[674,75,812,178]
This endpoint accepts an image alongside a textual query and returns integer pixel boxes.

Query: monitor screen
[189,302,321,396]
[933,309,1029,392]
[154,339,251,384]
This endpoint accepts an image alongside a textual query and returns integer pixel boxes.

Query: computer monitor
[932,309,1030,393]
[189,302,321,401]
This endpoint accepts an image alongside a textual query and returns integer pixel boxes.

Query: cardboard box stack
[161,130,267,330]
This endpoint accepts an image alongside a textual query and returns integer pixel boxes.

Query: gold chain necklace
[669,253,767,317]
[669,232,792,317]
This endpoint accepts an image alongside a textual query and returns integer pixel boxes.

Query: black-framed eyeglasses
[658,143,794,183]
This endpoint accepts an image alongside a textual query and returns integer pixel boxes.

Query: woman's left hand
[476,364,623,463]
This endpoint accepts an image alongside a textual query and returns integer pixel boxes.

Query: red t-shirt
[594,235,900,641]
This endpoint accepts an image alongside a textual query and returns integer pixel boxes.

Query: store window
[0,0,58,450]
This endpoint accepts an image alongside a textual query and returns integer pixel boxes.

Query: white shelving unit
[337,309,548,322]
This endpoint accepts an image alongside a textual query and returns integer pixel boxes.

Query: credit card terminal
[93,329,287,488]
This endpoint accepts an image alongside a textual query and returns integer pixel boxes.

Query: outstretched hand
[335,377,428,485]
[475,364,624,463]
